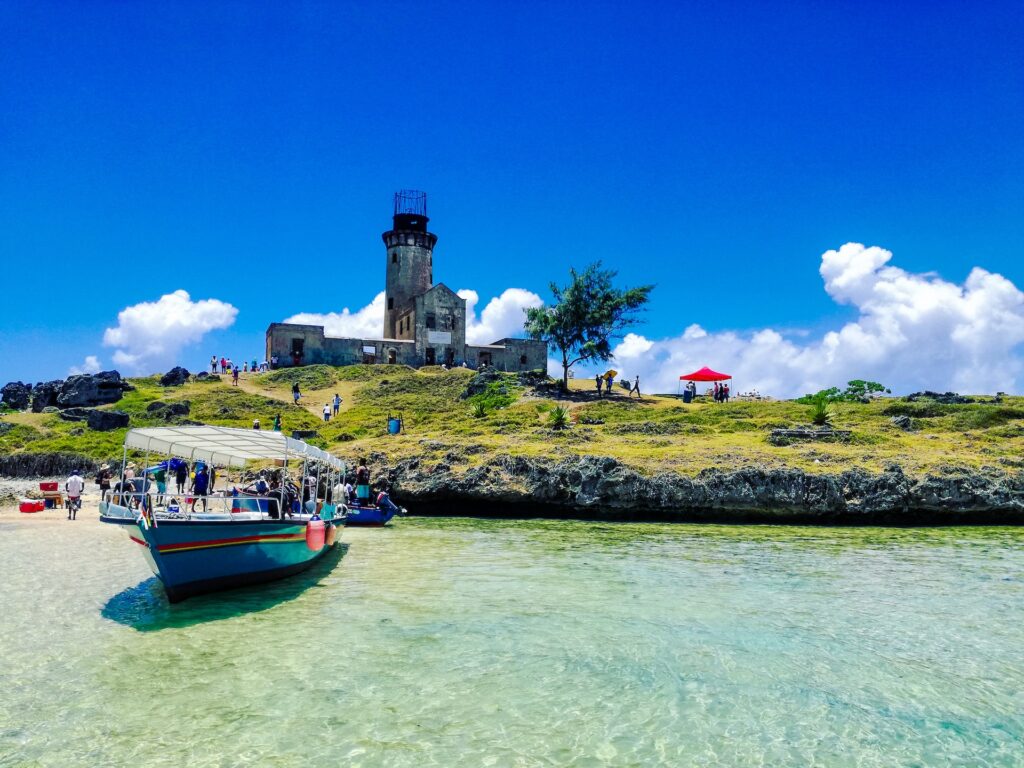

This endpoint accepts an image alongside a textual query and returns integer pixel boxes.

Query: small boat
[100,426,345,602]
[344,503,400,527]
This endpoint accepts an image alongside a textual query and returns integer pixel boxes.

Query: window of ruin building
[388,297,394,310]
[425,312,436,330]
[425,348,436,365]
[520,355,527,365]
[392,252,397,264]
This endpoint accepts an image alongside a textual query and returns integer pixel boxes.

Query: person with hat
[96,464,112,501]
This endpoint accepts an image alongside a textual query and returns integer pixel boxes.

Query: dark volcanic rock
[0,452,104,478]
[160,367,191,387]
[31,380,63,412]
[147,400,191,420]
[362,453,1024,525]
[890,415,913,430]
[291,430,319,441]
[906,391,975,405]
[58,407,94,422]
[461,369,504,399]
[87,409,130,431]
[1,381,32,410]
[57,371,130,408]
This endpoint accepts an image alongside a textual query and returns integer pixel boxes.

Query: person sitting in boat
[375,484,400,516]
[190,465,210,513]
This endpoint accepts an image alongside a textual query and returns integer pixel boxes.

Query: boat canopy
[123,426,344,469]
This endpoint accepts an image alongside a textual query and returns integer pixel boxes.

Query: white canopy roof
[123,426,344,469]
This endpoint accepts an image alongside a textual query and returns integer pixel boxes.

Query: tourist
[252,358,258,372]
[292,383,301,403]
[375,484,401,516]
[174,460,188,494]
[252,418,260,430]
[333,393,342,416]
[631,375,642,400]
[232,366,240,386]
[210,355,217,373]
[208,463,217,493]
[273,413,282,432]
[271,354,279,369]
[713,382,720,402]
[96,463,112,501]
[595,374,603,397]
[243,361,248,373]
[724,383,730,403]
[323,403,331,422]
[124,462,136,481]
[152,464,167,506]
[355,459,370,504]
[65,469,84,520]
[190,465,209,513]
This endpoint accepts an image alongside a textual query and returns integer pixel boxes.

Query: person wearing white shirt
[65,471,85,521]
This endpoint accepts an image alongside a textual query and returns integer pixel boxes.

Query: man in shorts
[66,469,85,520]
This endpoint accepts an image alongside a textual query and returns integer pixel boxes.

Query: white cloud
[285,292,386,339]
[610,243,1024,398]
[458,288,544,344]
[68,355,102,376]
[102,289,238,374]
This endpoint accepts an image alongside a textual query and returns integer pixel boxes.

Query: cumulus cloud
[102,290,238,373]
[458,288,544,344]
[610,243,1024,398]
[68,355,102,376]
[286,288,543,345]
[285,292,386,339]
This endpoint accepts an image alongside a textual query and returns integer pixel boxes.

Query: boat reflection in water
[100,426,345,602]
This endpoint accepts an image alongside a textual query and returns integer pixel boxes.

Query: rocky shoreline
[3,450,1022,525]
[368,453,1024,525]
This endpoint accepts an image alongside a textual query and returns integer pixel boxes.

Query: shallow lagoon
[1,515,1022,766]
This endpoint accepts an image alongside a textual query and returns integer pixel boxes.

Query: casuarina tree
[525,262,653,390]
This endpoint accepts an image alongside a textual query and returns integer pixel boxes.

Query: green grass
[2,365,1022,478]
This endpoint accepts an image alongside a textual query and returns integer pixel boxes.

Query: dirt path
[233,374,360,420]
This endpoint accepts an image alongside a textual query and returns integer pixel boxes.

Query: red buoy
[325,523,337,546]
[305,518,325,551]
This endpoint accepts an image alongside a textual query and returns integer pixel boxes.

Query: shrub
[470,402,487,419]
[809,394,835,426]
[547,405,570,430]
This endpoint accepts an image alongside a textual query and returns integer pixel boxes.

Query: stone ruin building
[266,191,547,371]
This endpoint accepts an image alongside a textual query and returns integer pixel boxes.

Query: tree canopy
[796,380,890,404]
[524,262,653,390]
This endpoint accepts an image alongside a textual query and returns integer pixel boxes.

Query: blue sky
[1,1,1022,393]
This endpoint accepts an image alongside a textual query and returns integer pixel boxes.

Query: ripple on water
[0,517,1022,766]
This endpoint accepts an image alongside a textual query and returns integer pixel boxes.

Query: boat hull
[101,508,341,602]
[344,505,396,526]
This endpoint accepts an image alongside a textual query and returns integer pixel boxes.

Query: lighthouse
[382,190,438,339]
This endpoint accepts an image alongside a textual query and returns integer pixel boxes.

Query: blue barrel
[388,417,402,435]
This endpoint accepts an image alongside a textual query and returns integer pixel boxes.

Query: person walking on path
[323,403,331,422]
[595,374,603,397]
[333,393,342,416]
[232,366,240,386]
[292,383,301,404]
[220,357,227,373]
[66,469,85,520]
[630,375,642,400]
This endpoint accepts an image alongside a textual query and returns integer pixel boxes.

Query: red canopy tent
[677,366,732,398]
[679,366,731,382]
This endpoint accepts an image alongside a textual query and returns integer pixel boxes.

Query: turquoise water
[1,515,1022,767]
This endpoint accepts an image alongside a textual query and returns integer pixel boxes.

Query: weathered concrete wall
[414,284,466,366]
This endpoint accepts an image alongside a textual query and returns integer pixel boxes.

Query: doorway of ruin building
[425,348,436,365]
[445,348,455,367]
[478,351,492,366]
[388,349,397,364]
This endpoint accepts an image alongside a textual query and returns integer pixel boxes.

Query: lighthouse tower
[382,190,437,339]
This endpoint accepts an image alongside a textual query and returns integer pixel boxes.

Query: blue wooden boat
[100,426,345,602]
[344,503,398,526]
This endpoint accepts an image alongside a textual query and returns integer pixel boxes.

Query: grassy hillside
[2,365,1022,477]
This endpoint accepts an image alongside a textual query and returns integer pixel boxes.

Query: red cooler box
[20,499,45,513]
[39,482,58,492]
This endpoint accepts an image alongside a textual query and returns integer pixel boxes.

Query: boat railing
[100,490,336,523]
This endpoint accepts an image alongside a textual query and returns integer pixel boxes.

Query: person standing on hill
[631,375,642,400]
[210,355,217,374]
[333,393,342,416]
[220,357,226,373]
[723,383,730,403]
[323,403,331,422]
[292,383,301,404]
[595,374,603,397]
[232,366,240,386]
